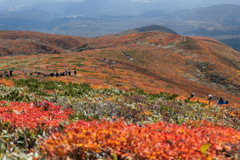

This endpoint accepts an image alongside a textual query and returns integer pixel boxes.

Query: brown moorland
[0,31,239,104]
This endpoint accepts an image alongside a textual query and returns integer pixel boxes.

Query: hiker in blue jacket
[217,97,228,104]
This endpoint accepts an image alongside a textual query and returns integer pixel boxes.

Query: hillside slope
[0,31,239,103]
[0,31,89,56]
[111,25,178,36]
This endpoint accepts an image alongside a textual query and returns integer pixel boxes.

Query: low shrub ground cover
[0,101,73,129]
[41,119,240,159]
[0,101,73,159]
[0,78,239,159]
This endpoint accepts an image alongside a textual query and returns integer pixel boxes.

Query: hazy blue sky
[0,0,84,4]
[0,0,69,1]
[1,0,240,5]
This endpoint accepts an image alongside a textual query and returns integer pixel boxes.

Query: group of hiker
[0,70,13,77]
[1,69,77,78]
[26,70,77,77]
[188,93,228,105]
[0,70,233,106]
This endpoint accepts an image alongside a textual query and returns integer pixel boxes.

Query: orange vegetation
[0,79,15,87]
[41,119,240,159]
[0,31,239,103]
[0,101,73,130]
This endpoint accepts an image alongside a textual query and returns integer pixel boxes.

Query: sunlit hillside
[0,31,239,103]
[0,30,240,159]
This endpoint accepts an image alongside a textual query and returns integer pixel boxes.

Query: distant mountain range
[173,4,240,35]
[1,3,240,50]
[3,0,240,15]
[168,4,240,50]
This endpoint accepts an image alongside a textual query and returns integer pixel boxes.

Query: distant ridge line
[110,25,178,36]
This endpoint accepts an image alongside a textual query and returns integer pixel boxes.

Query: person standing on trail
[188,93,194,99]
[68,71,71,76]
[62,72,65,76]
[56,72,59,77]
[65,70,68,75]
[74,70,77,75]
[9,70,12,76]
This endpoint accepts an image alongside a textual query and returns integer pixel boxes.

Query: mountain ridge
[109,25,178,36]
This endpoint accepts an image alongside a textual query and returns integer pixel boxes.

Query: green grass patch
[35,67,41,69]
[76,69,93,73]
[75,57,86,61]
[168,42,175,46]
[70,60,78,63]
[179,37,201,50]
[5,67,17,71]
[48,57,64,60]
[125,50,138,57]
[19,60,29,63]
[46,69,58,72]
[166,84,173,88]
[75,62,85,67]
[111,75,121,79]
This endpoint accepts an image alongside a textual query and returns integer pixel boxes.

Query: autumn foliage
[0,31,239,103]
[41,118,240,159]
[0,31,89,56]
[0,30,239,159]
[0,101,73,130]
[0,78,239,159]
[0,79,14,87]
